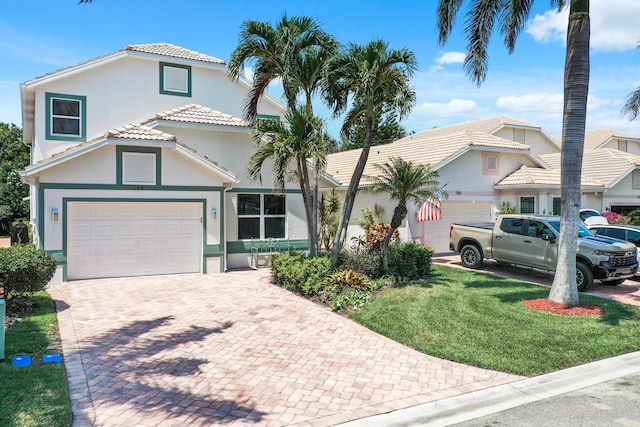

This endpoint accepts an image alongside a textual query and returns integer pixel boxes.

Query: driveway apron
[48,270,522,427]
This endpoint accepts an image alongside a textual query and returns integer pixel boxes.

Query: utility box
[0,299,5,360]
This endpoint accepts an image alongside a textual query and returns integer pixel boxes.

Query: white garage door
[67,201,203,280]
[421,202,492,253]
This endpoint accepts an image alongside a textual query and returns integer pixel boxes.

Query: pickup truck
[449,214,638,291]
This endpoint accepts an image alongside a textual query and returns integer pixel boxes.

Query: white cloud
[497,93,564,113]
[415,99,479,116]
[430,51,466,72]
[526,1,640,52]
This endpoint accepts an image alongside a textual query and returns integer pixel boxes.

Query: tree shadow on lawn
[73,315,265,425]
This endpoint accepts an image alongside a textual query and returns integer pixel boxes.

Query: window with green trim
[159,62,191,97]
[552,197,561,215]
[46,93,86,141]
[238,194,285,239]
[520,196,535,214]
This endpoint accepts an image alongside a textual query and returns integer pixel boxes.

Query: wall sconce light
[211,207,217,221]
[51,208,60,222]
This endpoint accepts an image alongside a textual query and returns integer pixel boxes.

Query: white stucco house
[325,116,640,253]
[20,43,316,281]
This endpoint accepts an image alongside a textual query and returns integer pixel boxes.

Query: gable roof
[496,165,604,189]
[553,129,640,149]
[395,115,542,143]
[326,129,537,187]
[21,122,237,183]
[126,43,225,64]
[145,104,251,129]
[540,148,640,188]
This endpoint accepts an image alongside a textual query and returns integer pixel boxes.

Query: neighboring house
[555,129,640,156]
[325,116,640,253]
[20,43,317,281]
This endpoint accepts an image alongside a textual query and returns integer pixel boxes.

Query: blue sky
[1,0,640,139]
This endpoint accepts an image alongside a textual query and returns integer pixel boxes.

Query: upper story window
[483,152,499,175]
[618,140,628,152]
[159,62,191,97]
[46,93,86,141]
[238,194,286,240]
[513,128,526,143]
[633,170,640,189]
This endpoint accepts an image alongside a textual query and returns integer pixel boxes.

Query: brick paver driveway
[48,270,522,427]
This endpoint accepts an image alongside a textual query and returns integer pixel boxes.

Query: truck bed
[451,221,495,230]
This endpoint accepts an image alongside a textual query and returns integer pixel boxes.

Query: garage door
[67,201,202,280]
[421,202,492,253]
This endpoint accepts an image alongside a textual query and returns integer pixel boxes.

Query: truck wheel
[576,262,594,292]
[460,244,483,269]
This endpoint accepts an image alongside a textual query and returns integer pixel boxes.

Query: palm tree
[436,0,589,306]
[228,15,337,257]
[228,15,337,122]
[247,110,327,256]
[368,158,445,272]
[623,88,640,120]
[318,188,341,250]
[322,39,417,266]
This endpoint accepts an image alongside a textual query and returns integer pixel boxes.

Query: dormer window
[46,93,86,141]
[159,62,191,97]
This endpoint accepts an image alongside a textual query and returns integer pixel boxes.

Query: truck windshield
[547,220,594,237]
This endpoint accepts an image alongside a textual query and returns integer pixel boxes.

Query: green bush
[387,243,433,280]
[270,252,332,296]
[320,270,371,312]
[337,248,384,279]
[0,244,57,300]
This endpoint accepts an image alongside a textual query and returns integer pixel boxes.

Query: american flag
[416,183,448,222]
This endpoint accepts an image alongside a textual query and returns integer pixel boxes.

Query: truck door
[492,217,526,263]
[523,219,557,269]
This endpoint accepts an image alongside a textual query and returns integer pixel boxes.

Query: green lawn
[352,264,640,376]
[0,293,72,427]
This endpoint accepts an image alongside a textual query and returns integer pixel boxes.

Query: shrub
[270,252,332,296]
[601,211,628,224]
[365,222,399,251]
[320,270,371,312]
[387,243,433,280]
[627,210,640,225]
[0,244,57,300]
[337,248,384,279]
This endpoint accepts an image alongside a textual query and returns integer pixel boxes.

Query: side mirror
[541,234,556,243]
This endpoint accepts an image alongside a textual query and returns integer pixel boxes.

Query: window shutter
[123,152,156,185]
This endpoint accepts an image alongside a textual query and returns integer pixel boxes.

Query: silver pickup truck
[449,214,638,291]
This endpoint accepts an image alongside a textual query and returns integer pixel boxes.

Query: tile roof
[394,115,541,143]
[105,123,177,141]
[149,104,251,127]
[496,165,603,188]
[24,43,224,85]
[540,148,640,186]
[326,129,531,187]
[553,128,640,149]
[125,43,225,64]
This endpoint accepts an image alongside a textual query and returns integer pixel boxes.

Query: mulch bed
[523,298,605,316]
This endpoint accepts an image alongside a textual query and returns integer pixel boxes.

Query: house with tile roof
[326,116,640,253]
[19,43,315,280]
[555,129,640,155]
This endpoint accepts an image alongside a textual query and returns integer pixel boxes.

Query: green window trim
[45,92,87,141]
[116,146,162,187]
[159,62,192,97]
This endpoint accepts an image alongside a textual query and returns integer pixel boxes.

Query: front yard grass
[0,293,72,427]
[351,264,640,376]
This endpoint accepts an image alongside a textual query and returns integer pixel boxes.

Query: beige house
[325,116,640,253]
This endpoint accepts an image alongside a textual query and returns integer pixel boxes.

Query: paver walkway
[48,270,523,427]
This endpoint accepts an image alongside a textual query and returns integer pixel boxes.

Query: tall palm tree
[436,0,589,306]
[623,88,640,120]
[228,15,337,122]
[322,39,418,266]
[228,15,336,257]
[368,158,445,272]
[247,110,327,256]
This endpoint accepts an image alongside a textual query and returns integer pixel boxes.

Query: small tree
[355,204,385,233]
[0,245,57,302]
[318,188,341,250]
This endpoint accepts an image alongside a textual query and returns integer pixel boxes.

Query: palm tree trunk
[549,0,590,306]
[299,156,318,257]
[381,205,407,273]
[331,117,375,266]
